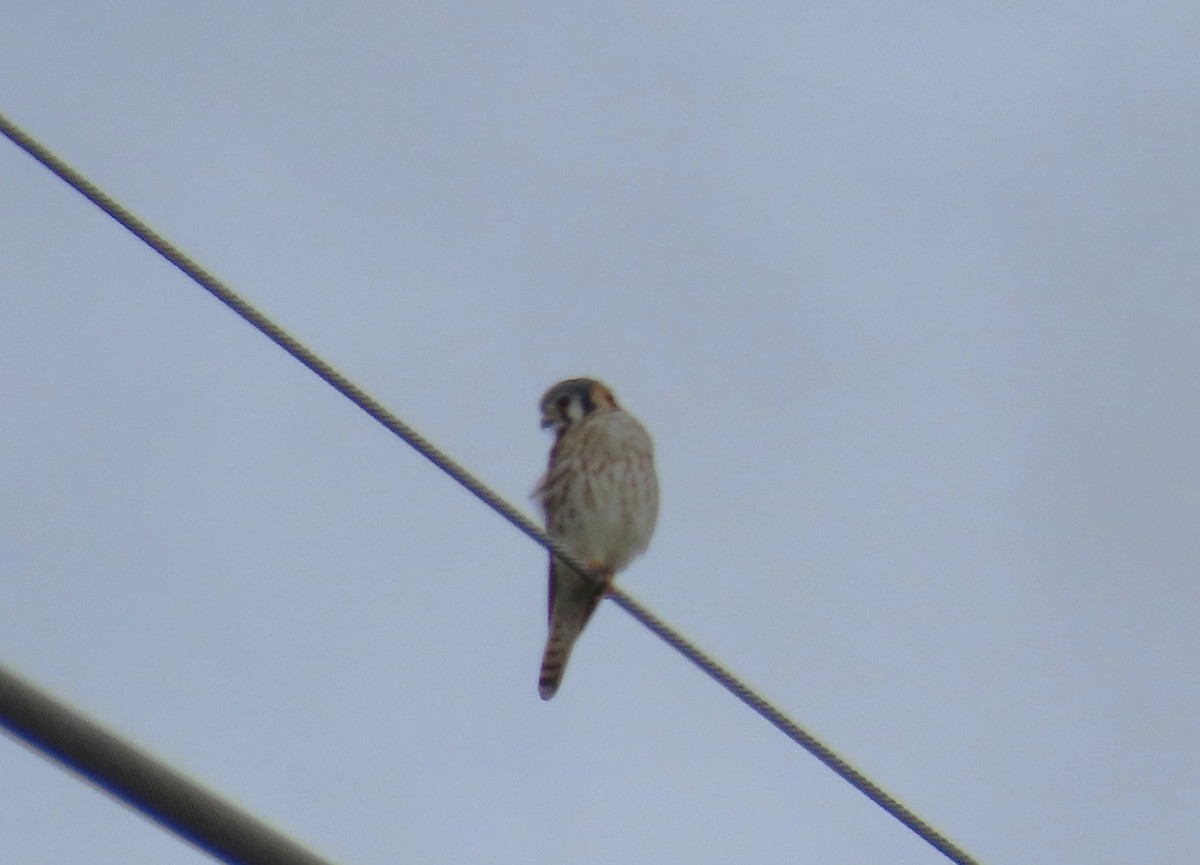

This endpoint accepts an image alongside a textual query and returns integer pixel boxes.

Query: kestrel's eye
[556,395,571,414]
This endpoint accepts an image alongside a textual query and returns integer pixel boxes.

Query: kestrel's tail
[538,570,606,700]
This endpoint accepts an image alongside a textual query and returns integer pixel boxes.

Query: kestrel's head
[539,378,619,433]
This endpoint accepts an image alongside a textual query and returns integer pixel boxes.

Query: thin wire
[1,111,984,865]
[0,663,343,865]
[610,590,980,865]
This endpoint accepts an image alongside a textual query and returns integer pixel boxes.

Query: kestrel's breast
[539,410,658,573]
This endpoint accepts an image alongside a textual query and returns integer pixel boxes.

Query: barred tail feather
[538,622,581,700]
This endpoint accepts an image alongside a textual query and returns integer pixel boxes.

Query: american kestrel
[533,378,659,700]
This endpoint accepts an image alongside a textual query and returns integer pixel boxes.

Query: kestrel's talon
[582,560,613,590]
[533,378,659,700]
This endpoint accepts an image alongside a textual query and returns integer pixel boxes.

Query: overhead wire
[0,664,342,865]
[0,111,984,865]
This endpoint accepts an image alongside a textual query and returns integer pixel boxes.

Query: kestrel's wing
[530,468,549,501]
[532,463,556,625]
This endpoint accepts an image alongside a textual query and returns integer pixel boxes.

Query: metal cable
[0,663,341,865]
[610,590,981,865]
[0,111,984,865]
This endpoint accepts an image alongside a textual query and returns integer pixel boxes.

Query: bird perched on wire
[533,378,659,700]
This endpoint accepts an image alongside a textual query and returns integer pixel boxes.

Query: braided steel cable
[610,590,981,865]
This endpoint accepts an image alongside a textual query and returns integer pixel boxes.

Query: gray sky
[2,4,1197,863]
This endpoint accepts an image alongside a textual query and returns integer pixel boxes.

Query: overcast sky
[2,4,1197,864]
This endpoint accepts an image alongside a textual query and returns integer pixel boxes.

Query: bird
[533,377,659,700]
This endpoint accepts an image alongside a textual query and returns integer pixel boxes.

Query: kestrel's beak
[540,415,556,429]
